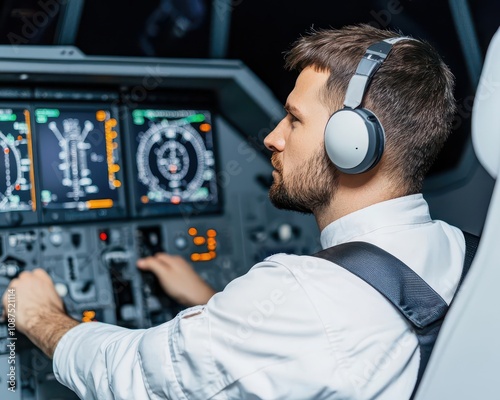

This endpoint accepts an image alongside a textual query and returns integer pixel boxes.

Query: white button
[174,235,188,250]
[277,223,293,242]
[50,232,63,246]
[55,283,68,297]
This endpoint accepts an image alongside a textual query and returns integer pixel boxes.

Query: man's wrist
[24,310,80,359]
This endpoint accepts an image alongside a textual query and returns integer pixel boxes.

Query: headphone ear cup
[324,108,385,174]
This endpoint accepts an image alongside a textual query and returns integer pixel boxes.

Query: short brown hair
[285,24,456,194]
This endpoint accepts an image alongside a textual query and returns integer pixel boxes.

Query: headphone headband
[344,37,415,109]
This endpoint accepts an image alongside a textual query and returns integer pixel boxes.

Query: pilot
[2,24,463,399]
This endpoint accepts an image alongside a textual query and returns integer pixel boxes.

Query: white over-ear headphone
[324,37,413,174]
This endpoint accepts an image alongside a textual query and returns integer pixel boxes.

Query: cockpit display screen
[0,108,35,213]
[130,109,219,216]
[35,107,124,219]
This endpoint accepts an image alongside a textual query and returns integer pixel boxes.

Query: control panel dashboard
[0,85,319,398]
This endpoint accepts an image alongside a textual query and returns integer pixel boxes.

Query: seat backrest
[415,28,500,400]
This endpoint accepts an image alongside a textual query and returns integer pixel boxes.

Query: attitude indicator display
[35,107,123,219]
[130,109,219,216]
[0,108,36,214]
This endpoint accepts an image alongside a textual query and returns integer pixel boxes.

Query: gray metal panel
[0,45,284,150]
[0,45,86,60]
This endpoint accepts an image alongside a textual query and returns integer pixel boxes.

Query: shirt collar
[320,194,432,249]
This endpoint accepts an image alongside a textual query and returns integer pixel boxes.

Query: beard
[269,147,339,214]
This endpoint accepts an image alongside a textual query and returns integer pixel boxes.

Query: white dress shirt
[53,194,465,399]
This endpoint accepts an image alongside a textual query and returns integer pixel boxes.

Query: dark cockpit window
[1,0,496,176]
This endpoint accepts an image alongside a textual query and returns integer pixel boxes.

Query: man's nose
[264,121,286,152]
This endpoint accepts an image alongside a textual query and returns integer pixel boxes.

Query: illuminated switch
[98,230,110,244]
[193,236,206,245]
[82,310,96,323]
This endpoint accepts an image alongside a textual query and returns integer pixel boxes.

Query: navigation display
[35,106,124,220]
[0,107,35,214]
[130,109,219,216]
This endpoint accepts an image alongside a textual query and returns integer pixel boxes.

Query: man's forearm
[24,312,80,358]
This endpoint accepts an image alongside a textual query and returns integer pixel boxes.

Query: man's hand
[1,269,79,358]
[137,253,216,307]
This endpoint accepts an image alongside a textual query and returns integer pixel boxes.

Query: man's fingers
[32,268,49,277]
[136,256,170,274]
[12,269,51,285]
[17,271,30,280]
[154,253,184,268]
[32,268,54,283]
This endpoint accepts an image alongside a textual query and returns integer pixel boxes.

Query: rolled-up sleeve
[53,322,150,399]
[53,305,215,400]
[53,259,328,399]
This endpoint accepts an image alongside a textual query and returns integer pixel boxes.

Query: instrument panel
[0,60,319,399]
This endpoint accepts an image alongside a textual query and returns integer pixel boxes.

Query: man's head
[266,66,340,214]
[264,24,456,215]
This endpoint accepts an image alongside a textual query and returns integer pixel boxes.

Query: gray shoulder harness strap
[313,238,474,399]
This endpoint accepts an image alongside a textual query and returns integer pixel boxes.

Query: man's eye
[290,114,299,123]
